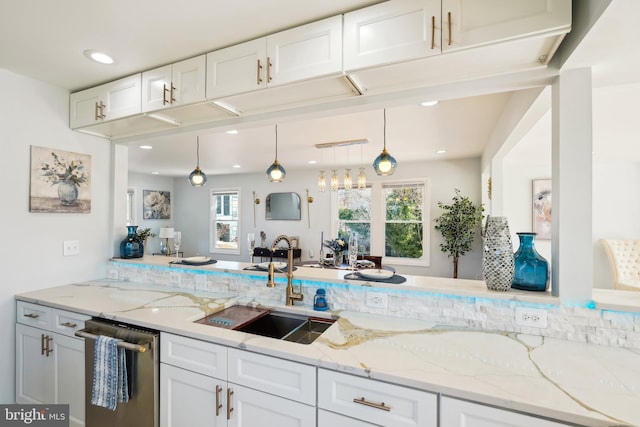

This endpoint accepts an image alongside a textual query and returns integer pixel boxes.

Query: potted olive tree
[434,189,484,278]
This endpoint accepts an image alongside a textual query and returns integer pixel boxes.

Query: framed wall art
[143,190,171,219]
[532,179,551,239]
[30,145,92,213]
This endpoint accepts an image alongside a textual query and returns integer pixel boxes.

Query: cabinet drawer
[318,369,437,427]
[318,409,377,427]
[16,301,51,329]
[160,332,227,380]
[51,309,89,338]
[228,348,316,405]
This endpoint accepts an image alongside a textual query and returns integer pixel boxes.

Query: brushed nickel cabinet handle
[170,83,176,103]
[45,336,53,357]
[257,59,263,85]
[215,385,222,416]
[24,313,40,319]
[448,11,452,46]
[267,57,273,82]
[353,397,391,411]
[431,16,435,50]
[162,83,169,105]
[60,322,77,328]
[41,334,46,355]
[226,388,234,420]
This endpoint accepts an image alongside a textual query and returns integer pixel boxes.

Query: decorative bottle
[512,232,549,291]
[313,288,329,311]
[482,216,515,291]
[120,225,144,258]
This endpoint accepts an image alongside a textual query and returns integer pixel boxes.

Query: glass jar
[512,232,548,291]
[120,225,144,258]
[313,288,329,311]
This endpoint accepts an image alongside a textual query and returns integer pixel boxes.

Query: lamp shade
[159,227,175,238]
[373,148,397,176]
[188,167,207,186]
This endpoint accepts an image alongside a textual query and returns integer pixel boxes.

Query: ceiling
[3,0,639,177]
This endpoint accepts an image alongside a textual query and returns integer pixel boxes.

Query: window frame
[331,178,430,267]
[209,188,241,255]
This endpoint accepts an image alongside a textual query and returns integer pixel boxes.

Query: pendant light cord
[275,125,278,159]
[196,137,200,167]
[383,109,387,150]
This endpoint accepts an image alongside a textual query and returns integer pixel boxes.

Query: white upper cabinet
[70,74,141,129]
[142,55,206,112]
[442,0,571,53]
[344,0,441,71]
[207,15,342,99]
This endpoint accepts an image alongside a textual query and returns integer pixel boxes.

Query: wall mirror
[266,192,301,220]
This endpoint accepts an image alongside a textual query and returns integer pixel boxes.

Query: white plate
[257,262,287,271]
[359,268,394,280]
[355,259,375,268]
[182,256,211,264]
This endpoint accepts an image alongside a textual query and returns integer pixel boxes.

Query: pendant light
[317,170,327,192]
[266,124,286,182]
[343,169,352,190]
[188,136,207,187]
[358,144,367,189]
[330,169,339,191]
[373,109,397,176]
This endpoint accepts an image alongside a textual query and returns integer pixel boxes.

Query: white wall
[0,69,112,403]
[171,157,483,280]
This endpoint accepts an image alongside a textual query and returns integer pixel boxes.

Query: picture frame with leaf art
[143,190,171,219]
[29,145,92,213]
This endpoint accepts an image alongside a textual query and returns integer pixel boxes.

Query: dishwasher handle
[75,329,148,353]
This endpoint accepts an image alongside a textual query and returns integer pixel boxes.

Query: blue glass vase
[120,225,144,258]
[512,232,548,291]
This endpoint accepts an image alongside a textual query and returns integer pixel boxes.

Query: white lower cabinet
[15,302,89,427]
[160,332,316,427]
[318,409,378,426]
[440,397,572,427]
[318,368,437,427]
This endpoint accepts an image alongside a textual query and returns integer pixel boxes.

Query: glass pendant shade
[373,109,397,176]
[266,124,286,182]
[317,171,327,192]
[357,167,367,189]
[343,169,352,190]
[330,169,339,191]
[373,148,397,176]
[188,137,207,187]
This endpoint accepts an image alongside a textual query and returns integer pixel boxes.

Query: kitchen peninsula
[15,256,640,427]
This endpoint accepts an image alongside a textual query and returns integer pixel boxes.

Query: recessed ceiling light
[420,100,439,107]
[83,49,115,65]
[139,145,153,150]
[151,171,159,175]
[226,129,239,135]
[435,149,447,155]
[232,164,241,169]
[308,160,317,164]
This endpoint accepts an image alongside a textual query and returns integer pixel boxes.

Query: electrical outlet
[63,240,79,256]
[365,292,388,308]
[107,269,119,280]
[170,272,181,286]
[515,307,548,328]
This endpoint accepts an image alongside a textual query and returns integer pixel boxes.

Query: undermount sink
[196,306,335,345]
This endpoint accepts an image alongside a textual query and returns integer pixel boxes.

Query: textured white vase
[482,216,515,291]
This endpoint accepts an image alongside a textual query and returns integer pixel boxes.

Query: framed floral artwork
[30,146,92,213]
[532,179,551,239]
[143,190,171,219]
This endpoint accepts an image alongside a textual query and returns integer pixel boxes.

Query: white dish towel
[91,335,129,411]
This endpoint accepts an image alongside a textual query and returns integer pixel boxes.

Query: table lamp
[159,227,174,255]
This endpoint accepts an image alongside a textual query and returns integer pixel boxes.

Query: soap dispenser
[313,288,328,311]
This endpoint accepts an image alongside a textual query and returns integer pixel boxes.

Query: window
[210,189,241,254]
[126,188,136,224]
[333,179,429,266]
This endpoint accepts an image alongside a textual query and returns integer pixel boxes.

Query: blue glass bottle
[120,225,144,258]
[512,232,548,291]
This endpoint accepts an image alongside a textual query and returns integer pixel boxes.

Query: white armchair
[601,239,640,291]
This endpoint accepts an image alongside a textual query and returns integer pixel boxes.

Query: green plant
[434,189,484,278]
[136,227,156,241]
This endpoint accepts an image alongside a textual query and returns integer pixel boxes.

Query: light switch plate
[63,240,79,256]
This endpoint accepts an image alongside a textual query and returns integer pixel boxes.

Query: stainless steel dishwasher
[76,318,159,427]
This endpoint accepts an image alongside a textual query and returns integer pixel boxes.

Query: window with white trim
[210,188,241,254]
[332,179,429,266]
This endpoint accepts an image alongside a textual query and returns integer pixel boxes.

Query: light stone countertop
[16,279,640,427]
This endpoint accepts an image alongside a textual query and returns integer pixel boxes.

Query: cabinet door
[141,65,172,112]
[228,384,315,427]
[103,74,142,121]
[344,0,440,71]
[266,15,343,86]
[442,0,571,52]
[206,39,267,99]
[160,332,227,380]
[52,333,85,427]
[69,86,104,129]
[440,397,571,427]
[160,364,225,427]
[318,409,377,427]
[171,55,206,106]
[15,323,53,405]
[318,368,437,427]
